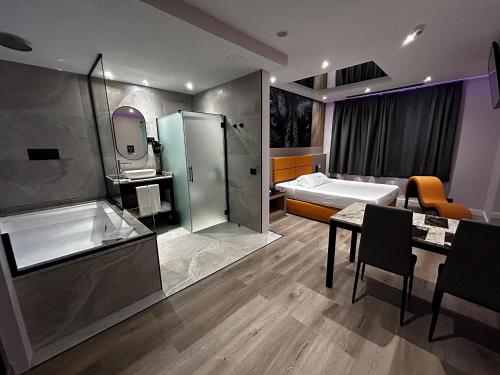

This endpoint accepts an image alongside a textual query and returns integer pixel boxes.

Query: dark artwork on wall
[270,87,312,148]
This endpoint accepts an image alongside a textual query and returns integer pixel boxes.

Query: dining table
[325,202,459,288]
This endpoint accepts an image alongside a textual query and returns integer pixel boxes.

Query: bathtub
[0,200,148,275]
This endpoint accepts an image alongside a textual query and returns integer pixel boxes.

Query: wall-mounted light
[322,60,330,69]
[104,71,114,80]
[142,79,149,86]
[322,96,327,100]
[270,76,276,84]
[424,76,432,83]
[186,81,194,91]
[365,88,371,93]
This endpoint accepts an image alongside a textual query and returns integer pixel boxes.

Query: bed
[272,156,399,223]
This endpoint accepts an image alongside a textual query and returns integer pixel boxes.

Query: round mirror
[112,106,148,160]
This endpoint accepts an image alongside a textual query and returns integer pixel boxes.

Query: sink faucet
[117,160,131,175]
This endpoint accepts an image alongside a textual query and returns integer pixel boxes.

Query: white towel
[148,184,161,214]
[136,186,152,216]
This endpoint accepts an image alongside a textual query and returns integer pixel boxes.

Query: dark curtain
[329,81,463,181]
[335,61,387,86]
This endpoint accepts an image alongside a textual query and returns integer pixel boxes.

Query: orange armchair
[404,176,472,220]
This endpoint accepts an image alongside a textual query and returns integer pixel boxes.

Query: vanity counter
[106,173,172,185]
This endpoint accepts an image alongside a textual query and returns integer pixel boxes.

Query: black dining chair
[428,220,500,341]
[352,204,416,326]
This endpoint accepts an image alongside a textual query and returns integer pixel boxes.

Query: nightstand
[269,191,286,222]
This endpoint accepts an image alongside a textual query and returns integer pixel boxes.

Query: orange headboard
[272,155,314,183]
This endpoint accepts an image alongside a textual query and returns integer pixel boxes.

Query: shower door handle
[189,166,194,182]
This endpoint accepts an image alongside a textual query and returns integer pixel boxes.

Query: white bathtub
[0,200,141,274]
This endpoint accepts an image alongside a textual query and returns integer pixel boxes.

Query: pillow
[296,173,330,188]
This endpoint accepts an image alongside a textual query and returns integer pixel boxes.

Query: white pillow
[296,173,330,188]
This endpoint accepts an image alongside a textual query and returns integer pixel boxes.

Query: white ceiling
[1,0,499,100]
[0,0,282,93]
[185,0,500,101]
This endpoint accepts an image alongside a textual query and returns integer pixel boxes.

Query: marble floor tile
[157,221,281,297]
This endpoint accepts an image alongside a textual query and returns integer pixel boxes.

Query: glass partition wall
[87,54,156,231]
[88,54,122,206]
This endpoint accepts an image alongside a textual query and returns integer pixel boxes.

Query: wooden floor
[29,215,500,375]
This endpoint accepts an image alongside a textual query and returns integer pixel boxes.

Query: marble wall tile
[0,60,106,213]
[193,71,263,232]
[105,81,193,171]
[13,237,161,351]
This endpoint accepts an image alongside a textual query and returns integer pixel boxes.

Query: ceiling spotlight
[424,76,432,83]
[321,60,330,69]
[0,32,32,52]
[186,81,193,91]
[365,88,371,93]
[402,25,425,46]
[322,96,327,100]
[142,79,149,86]
[270,76,276,84]
[104,71,114,80]
[276,30,288,38]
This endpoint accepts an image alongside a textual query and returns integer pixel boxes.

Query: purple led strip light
[332,74,489,102]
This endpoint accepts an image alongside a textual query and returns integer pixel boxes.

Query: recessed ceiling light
[142,79,149,86]
[276,30,288,38]
[186,81,193,91]
[322,96,327,100]
[57,58,64,62]
[270,76,276,84]
[424,76,432,83]
[322,60,330,69]
[365,88,371,93]
[104,71,114,80]
[402,25,424,46]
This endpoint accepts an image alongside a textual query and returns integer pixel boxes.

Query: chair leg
[408,268,414,301]
[352,261,362,304]
[428,288,444,341]
[361,262,366,281]
[400,276,408,326]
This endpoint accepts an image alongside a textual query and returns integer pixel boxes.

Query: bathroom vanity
[105,174,177,222]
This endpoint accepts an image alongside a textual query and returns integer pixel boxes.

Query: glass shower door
[183,112,227,232]
[157,113,192,231]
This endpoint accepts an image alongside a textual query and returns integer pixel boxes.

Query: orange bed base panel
[286,198,397,223]
[286,198,340,223]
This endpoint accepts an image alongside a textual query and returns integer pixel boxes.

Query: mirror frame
[112,105,148,160]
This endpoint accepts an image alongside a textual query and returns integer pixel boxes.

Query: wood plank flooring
[28,214,500,375]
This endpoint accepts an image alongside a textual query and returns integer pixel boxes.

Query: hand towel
[136,185,152,217]
[148,184,161,214]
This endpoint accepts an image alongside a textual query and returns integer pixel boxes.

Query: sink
[122,169,157,180]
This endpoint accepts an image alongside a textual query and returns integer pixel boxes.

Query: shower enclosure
[158,111,228,232]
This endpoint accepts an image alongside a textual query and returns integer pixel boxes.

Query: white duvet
[275,177,399,209]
